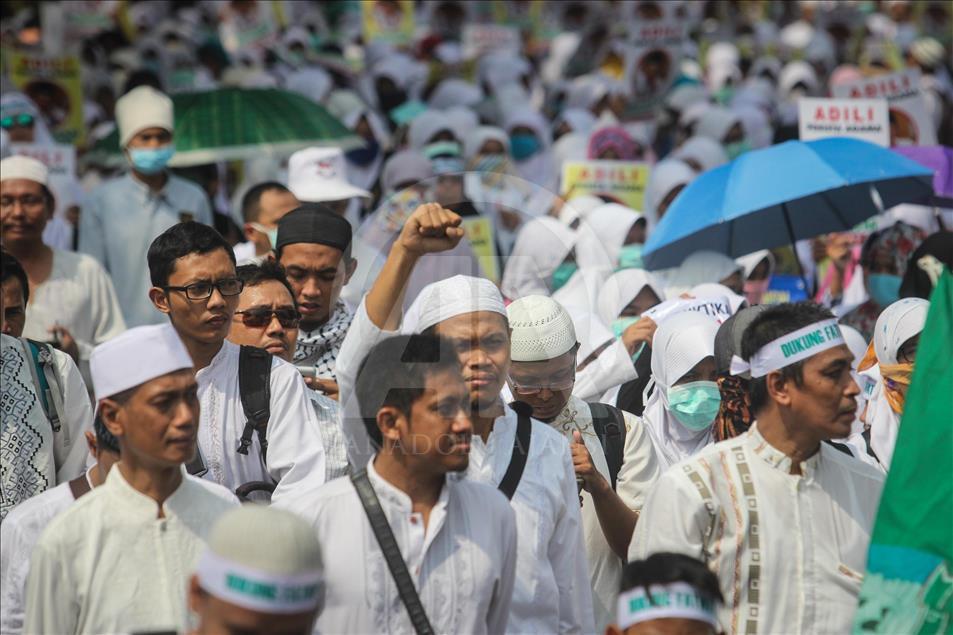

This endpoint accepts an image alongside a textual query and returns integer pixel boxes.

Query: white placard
[798,97,889,146]
[462,24,521,59]
[831,69,937,146]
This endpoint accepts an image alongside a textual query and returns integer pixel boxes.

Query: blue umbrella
[642,138,935,271]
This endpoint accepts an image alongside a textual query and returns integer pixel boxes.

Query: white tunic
[337,300,596,634]
[23,467,238,634]
[22,248,126,381]
[1,476,80,635]
[195,340,326,504]
[549,395,661,632]
[277,460,517,635]
[629,423,885,634]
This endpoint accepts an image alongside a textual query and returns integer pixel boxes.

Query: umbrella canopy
[642,138,935,270]
[87,88,360,168]
[891,145,953,206]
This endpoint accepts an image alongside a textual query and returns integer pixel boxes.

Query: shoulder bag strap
[237,346,273,465]
[351,469,435,635]
[498,402,533,500]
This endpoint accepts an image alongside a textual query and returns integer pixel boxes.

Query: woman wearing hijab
[664,250,745,297]
[857,298,930,470]
[501,216,578,301]
[639,312,721,471]
[671,136,728,173]
[643,159,695,230]
[553,108,597,140]
[841,221,926,340]
[736,249,776,305]
[694,107,749,160]
[504,107,557,191]
[586,126,644,161]
[580,203,646,270]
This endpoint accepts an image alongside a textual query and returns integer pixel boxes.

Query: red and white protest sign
[798,97,889,146]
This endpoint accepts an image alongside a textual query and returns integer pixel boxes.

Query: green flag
[853,270,953,633]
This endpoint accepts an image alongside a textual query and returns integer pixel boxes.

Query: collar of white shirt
[105,465,194,519]
[365,457,452,515]
[747,422,823,477]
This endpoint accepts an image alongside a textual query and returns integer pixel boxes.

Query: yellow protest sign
[9,52,85,146]
[362,0,415,46]
[561,161,650,210]
[462,216,499,283]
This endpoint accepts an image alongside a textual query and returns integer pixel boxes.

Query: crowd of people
[1,1,951,634]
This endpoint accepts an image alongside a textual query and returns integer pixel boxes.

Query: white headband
[196,550,323,614]
[617,582,719,629]
[730,319,845,378]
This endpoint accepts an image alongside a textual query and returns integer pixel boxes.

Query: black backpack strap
[351,469,435,635]
[499,401,533,500]
[588,402,627,491]
[237,346,273,464]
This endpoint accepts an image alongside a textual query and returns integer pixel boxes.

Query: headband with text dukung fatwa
[196,550,323,614]
[617,582,720,629]
[730,319,846,378]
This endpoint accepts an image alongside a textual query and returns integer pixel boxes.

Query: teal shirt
[79,172,212,327]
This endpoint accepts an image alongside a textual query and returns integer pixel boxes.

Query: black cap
[275,204,352,256]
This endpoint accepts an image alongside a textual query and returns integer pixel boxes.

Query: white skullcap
[910,38,945,68]
[507,295,577,362]
[115,86,174,147]
[196,505,323,615]
[0,155,49,186]
[89,324,193,403]
[402,275,506,334]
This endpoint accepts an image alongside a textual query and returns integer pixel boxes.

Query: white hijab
[642,312,720,470]
[644,159,695,229]
[501,216,577,300]
[407,109,456,150]
[463,126,510,160]
[596,269,666,326]
[554,108,597,137]
[672,135,728,173]
[865,298,930,470]
[665,250,743,297]
[580,203,643,266]
[505,107,557,191]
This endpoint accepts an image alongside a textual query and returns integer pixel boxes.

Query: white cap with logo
[287,147,370,203]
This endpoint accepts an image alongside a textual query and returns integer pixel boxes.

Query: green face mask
[666,381,722,431]
[616,243,644,270]
[551,262,578,291]
[612,315,640,338]
[724,139,752,160]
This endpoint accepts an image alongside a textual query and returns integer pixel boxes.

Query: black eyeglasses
[234,307,300,328]
[0,114,35,129]
[165,278,244,301]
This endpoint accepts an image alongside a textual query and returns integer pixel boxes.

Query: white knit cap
[89,324,193,403]
[402,275,506,334]
[196,505,324,615]
[0,155,49,186]
[287,146,370,202]
[507,295,577,362]
[115,86,174,147]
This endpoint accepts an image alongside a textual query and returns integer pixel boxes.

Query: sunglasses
[235,307,300,328]
[0,113,35,129]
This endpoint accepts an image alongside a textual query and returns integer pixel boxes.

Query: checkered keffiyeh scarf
[293,301,354,380]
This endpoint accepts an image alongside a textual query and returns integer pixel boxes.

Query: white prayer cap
[402,275,506,334]
[288,147,370,202]
[90,324,193,403]
[507,295,577,362]
[196,505,324,615]
[0,155,48,186]
[115,86,174,147]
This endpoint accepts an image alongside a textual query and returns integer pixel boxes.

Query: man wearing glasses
[506,295,661,634]
[227,260,349,481]
[146,221,327,504]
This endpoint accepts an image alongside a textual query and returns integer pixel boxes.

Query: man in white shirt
[146,221,326,502]
[630,302,886,633]
[1,413,119,635]
[506,295,661,631]
[24,324,239,634]
[1,155,125,381]
[189,505,325,635]
[1,252,91,520]
[278,333,517,634]
[79,86,213,327]
[228,260,348,481]
[336,203,595,634]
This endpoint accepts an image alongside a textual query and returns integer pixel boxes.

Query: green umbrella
[87,87,361,167]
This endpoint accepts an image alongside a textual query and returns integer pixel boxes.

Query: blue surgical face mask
[616,243,644,270]
[666,380,722,431]
[868,273,902,306]
[724,139,751,160]
[612,315,640,338]
[509,132,541,161]
[551,262,578,291]
[128,144,175,174]
[346,138,380,166]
